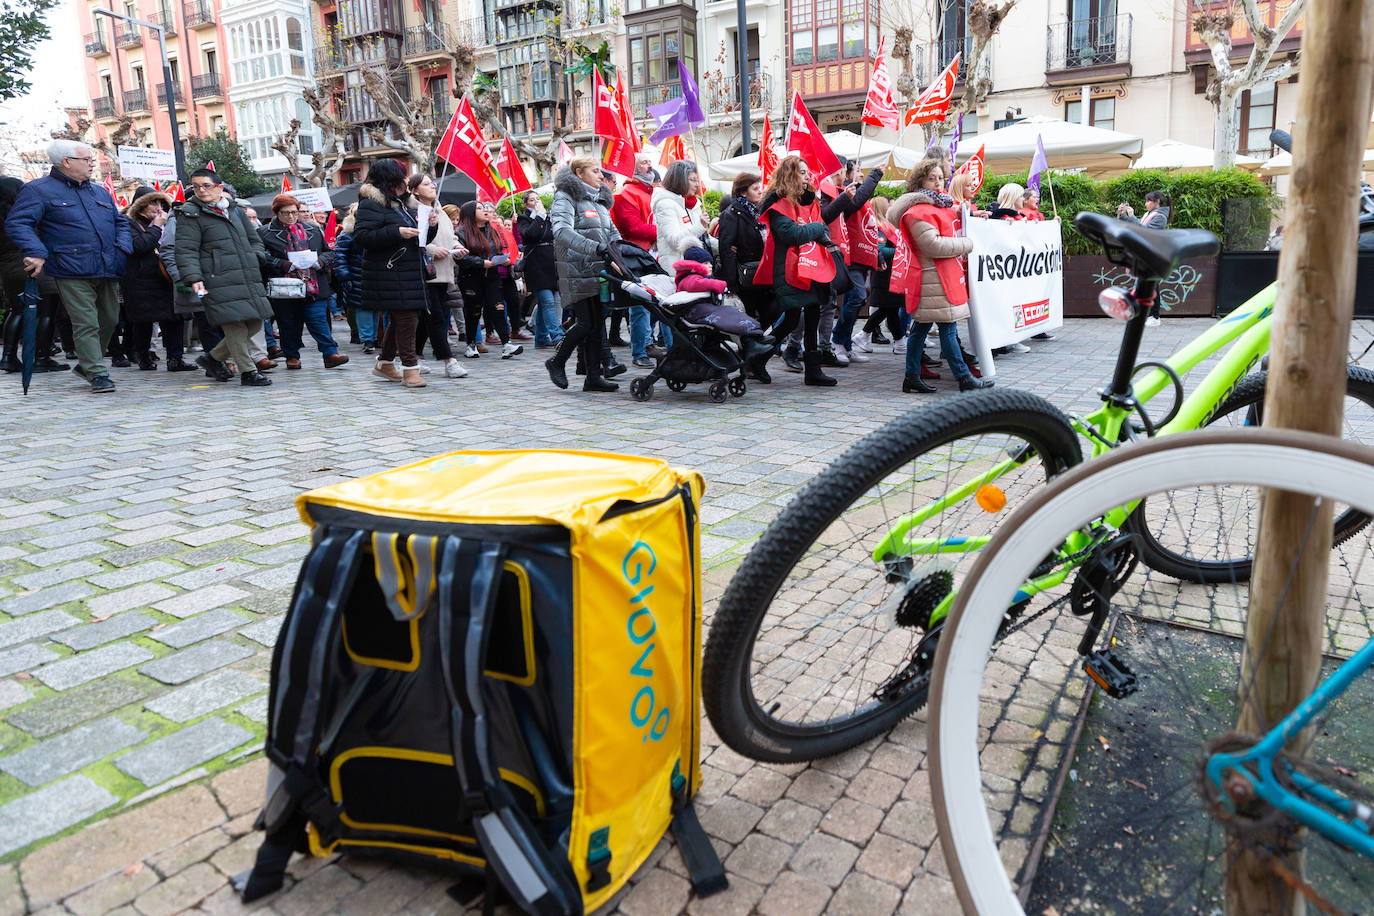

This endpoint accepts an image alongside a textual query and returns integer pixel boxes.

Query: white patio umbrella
[953,115,1143,178]
[1260,147,1374,177]
[1131,139,1263,172]
[704,130,930,190]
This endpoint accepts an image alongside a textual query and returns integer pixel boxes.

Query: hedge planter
[1063,255,1218,318]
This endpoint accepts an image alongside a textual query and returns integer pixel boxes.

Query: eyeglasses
[191,183,219,191]
[65,157,96,164]
[278,209,298,216]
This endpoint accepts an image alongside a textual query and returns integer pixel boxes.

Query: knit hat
[683,245,712,264]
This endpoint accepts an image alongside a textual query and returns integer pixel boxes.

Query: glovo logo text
[623,540,670,744]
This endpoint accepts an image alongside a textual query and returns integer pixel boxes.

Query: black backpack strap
[668,762,728,898]
[235,526,366,903]
[436,536,583,916]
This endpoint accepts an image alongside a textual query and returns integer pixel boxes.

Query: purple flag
[648,97,692,144]
[1028,133,1048,192]
[679,60,705,126]
[946,114,963,187]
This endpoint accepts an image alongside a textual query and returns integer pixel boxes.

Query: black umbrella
[19,278,37,395]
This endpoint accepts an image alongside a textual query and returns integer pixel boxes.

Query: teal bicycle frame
[1207,633,1374,858]
[871,280,1281,628]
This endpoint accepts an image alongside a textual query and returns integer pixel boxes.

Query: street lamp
[91,7,187,181]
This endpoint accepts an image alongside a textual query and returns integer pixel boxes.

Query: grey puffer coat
[889,190,974,324]
[550,166,620,304]
[173,195,273,326]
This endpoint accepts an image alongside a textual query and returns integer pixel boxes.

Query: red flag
[556,139,575,169]
[167,181,185,203]
[496,135,532,194]
[102,173,117,203]
[785,92,842,180]
[659,134,686,168]
[955,143,986,194]
[758,114,779,185]
[862,37,900,131]
[436,96,505,202]
[323,209,338,248]
[280,174,292,193]
[115,193,129,208]
[615,71,641,153]
[203,159,216,171]
[593,68,636,177]
[905,54,960,126]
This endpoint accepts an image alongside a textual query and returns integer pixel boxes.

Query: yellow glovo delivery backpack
[233,450,726,914]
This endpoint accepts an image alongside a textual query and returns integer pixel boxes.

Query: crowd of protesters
[2,137,1147,398]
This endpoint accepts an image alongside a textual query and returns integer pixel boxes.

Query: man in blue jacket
[5,139,131,393]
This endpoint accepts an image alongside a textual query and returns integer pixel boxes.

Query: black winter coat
[258,220,336,302]
[455,224,507,297]
[351,183,428,312]
[514,210,557,292]
[121,215,174,322]
[333,232,363,313]
[718,197,765,293]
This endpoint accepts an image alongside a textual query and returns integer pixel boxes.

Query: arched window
[286,17,302,51]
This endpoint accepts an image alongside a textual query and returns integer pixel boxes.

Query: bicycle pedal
[1083,649,1138,699]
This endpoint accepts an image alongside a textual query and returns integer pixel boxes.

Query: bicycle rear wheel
[1127,365,1374,583]
[930,428,1374,915]
[703,390,1081,762]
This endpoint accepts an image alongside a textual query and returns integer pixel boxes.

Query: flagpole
[1046,174,1059,220]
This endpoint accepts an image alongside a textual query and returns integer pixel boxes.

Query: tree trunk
[1227,0,1374,912]
[1212,82,1241,169]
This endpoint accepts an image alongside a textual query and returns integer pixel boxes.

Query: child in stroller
[607,244,775,402]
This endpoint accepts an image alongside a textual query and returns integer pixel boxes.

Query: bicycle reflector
[1098,286,1136,321]
[975,484,1007,513]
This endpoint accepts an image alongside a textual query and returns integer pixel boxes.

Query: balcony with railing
[1045,14,1132,85]
[403,23,451,60]
[315,45,344,74]
[84,31,110,55]
[114,28,142,48]
[92,96,118,120]
[190,72,223,101]
[183,1,214,28]
[339,36,403,69]
[152,8,177,35]
[704,71,774,116]
[933,36,991,86]
[122,88,150,113]
[1186,0,1303,60]
[562,0,609,31]
[451,15,491,47]
[156,81,185,107]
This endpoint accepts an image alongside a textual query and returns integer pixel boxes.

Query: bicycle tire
[1128,366,1374,583]
[703,389,1082,762]
[928,428,1374,916]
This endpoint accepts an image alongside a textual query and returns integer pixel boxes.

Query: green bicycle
[702,212,1374,762]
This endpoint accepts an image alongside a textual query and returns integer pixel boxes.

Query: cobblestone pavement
[2,317,1371,915]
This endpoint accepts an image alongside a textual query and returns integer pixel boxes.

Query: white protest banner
[289,186,334,213]
[964,218,1064,373]
[117,146,178,181]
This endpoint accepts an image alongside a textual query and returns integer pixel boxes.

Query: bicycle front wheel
[703,390,1081,762]
[1127,365,1374,583]
[930,428,1374,916]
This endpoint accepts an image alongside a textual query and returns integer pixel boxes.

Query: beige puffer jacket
[411,201,456,285]
[888,190,974,324]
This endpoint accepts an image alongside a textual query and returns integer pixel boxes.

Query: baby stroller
[600,242,753,403]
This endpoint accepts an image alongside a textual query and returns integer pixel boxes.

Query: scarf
[284,221,319,296]
[923,190,957,209]
[684,194,698,210]
[733,196,761,223]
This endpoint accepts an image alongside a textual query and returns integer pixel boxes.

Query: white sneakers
[844,347,870,363]
[892,338,907,355]
[1145,316,1161,328]
[851,331,875,353]
[444,358,468,378]
[465,344,481,358]
[501,342,524,359]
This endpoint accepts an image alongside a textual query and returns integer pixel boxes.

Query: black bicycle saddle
[1074,212,1220,280]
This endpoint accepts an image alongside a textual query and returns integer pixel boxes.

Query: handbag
[267,277,306,299]
[737,260,760,287]
[825,244,853,295]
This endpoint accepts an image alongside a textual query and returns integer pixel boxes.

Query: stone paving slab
[0,318,1370,913]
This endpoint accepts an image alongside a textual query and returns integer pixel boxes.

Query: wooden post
[1229,1,1374,912]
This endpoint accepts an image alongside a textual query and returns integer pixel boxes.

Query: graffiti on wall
[1092,263,1205,311]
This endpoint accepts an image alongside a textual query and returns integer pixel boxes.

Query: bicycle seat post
[1103,275,1159,405]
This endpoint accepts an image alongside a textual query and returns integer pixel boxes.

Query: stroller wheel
[728,377,747,398]
[708,381,728,403]
[666,379,688,392]
[630,377,654,401]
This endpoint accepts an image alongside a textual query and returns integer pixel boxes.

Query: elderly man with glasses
[4,139,132,393]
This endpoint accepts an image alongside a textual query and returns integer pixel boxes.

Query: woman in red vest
[888,157,994,394]
[755,155,841,387]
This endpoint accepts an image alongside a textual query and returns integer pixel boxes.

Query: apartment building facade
[78,0,237,176]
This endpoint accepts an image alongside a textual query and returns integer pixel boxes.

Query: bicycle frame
[871,280,1281,628]
[1205,633,1374,859]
